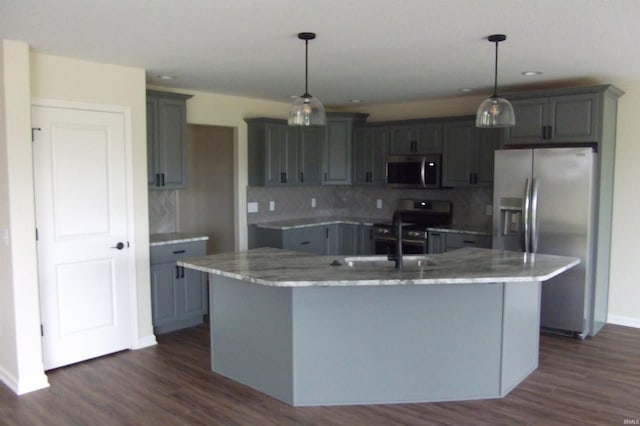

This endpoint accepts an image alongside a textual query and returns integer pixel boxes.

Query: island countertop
[179,247,579,287]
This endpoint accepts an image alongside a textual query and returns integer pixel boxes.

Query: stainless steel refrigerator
[492,147,604,338]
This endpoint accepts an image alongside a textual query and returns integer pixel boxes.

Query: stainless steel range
[372,199,452,255]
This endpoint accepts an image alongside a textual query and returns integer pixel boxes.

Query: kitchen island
[180,247,578,406]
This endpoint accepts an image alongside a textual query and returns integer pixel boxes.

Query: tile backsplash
[149,190,178,234]
[247,185,493,229]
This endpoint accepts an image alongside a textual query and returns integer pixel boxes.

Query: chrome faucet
[388,210,404,270]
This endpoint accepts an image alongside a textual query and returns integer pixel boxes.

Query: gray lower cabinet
[428,231,491,254]
[251,223,374,256]
[147,90,192,189]
[150,241,207,335]
[353,127,388,185]
[388,123,442,154]
[442,120,501,187]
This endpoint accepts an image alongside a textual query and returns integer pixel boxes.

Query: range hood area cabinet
[441,120,502,188]
[146,90,192,190]
[247,113,368,187]
[388,123,442,154]
[503,85,624,146]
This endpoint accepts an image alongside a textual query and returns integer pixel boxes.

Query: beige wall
[0,40,49,394]
[608,80,640,326]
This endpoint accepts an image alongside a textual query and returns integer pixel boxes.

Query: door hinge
[40,324,44,337]
[31,127,41,142]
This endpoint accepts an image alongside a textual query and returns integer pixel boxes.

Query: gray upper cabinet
[389,124,441,154]
[442,120,502,187]
[298,127,323,185]
[504,91,600,145]
[248,118,322,186]
[323,114,368,185]
[353,127,388,185]
[147,90,192,189]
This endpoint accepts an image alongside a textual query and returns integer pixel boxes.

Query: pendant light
[476,34,515,128]
[288,32,326,126]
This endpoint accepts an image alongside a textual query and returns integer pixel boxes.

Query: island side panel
[500,280,542,395]
[209,275,294,405]
[291,284,504,406]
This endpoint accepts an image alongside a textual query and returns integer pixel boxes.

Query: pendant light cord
[493,40,499,98]
[304,39,310,97]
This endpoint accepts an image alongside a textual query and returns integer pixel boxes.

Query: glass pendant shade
[476,34,515,128]
[288,94,326,126]
[476,96,515,127]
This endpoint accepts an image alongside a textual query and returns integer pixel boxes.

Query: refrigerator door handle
[530,178,540,253]
[522,178,531,252]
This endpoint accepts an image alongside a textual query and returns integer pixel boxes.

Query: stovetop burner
[372,199,452,240]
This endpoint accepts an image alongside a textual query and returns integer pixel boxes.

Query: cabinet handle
[547,125,553,139]
[324,172,328,182]
[181,266,185,279]
[155,173,160,187]
[300,241,310,245]
[172,250,186,254]
[463,240,477,244]
[161,173,165,186]
[175,265,180,279]
[411,140,417,152]
[325,228,329,238]
[300,172,304,183]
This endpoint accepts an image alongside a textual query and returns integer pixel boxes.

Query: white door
[32,105,132,370]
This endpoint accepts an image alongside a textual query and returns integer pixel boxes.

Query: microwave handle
[420,157,426,187]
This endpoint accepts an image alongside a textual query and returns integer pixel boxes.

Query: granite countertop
[253,217,387,230]
[179,247,579,288]
[150,232,210,247]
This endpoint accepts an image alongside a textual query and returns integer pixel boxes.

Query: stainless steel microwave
[385,155,441,188]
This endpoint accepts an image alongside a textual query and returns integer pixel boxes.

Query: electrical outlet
[269,201,275,211]
[376,199,383,209]
[247,202,259,213]
[311,198,316,208]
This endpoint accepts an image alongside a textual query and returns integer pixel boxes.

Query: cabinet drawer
[445,233,491,251]
[150,240,207,264]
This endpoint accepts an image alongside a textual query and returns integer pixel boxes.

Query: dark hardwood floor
[2,323,639,425]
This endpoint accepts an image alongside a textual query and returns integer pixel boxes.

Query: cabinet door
[475,128,502,186]
[265,125,287,186]
[415,124,442,153]
[298,127,323,185]
[389,126,414,154]
[150,262,180,327]
[325,225,340,256]
[358,225,375,255]
[146,97,159,186]
[323,118,352,185]
[442,121,475,187]
[183,268,207,316]
[428,232,445,254]
[549,93,599,142]
[352,128,369,184]
[445,233,491,251]
[283,227,326,254]
[505,98,547,145]
[157,97,187,188]
[338,224,359,255]
[370,128,388,184]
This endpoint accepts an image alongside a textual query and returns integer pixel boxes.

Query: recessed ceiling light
[521,71,543,76]
[458,88,473,93]
[157,75,176,80]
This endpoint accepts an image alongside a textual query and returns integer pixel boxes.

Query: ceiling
[1,0,639,107]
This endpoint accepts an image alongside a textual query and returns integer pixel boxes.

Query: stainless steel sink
[342,255,436,268]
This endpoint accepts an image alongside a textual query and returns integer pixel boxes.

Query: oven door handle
[420,157,427,188]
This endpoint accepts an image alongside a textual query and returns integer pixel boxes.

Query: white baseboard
[608,315,640,329]
[132,334,157,350]
[0,364,49,395]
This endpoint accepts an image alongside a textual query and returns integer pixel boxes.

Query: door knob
[111,242,125,250]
